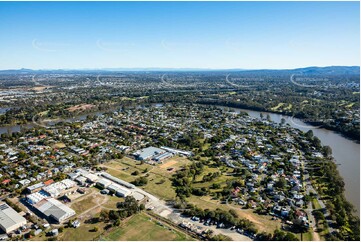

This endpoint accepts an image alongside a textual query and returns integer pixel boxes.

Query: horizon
[1,65,360,72]
[0,1,360,69]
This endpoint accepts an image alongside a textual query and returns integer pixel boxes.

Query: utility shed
[0,203,27,233]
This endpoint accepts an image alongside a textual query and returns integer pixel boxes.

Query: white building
[107,184,131,197]
[35,198,75,223]
[0,203,27,233]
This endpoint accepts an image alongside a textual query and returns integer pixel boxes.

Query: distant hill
[0,66,359,75]
[293,66,360,75]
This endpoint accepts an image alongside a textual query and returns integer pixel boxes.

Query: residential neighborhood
[0,103,353,240]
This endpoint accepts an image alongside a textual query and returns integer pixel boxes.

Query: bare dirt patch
[31,86,54,91]
[53,142,66,149]
[67,104,95,112]
[160,160,178,169]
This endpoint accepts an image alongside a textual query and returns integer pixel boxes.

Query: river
[0,105,359,213]
[218,106,360,214]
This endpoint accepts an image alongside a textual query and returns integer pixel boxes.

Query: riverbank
[212,104,359,214]
[196,100,360,143]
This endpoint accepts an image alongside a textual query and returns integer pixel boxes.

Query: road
[143,194,251,241]
[304,172,336,238]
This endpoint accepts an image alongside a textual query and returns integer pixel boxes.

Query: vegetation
[101,213,191,241]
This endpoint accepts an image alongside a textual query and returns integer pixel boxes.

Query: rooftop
[135,147,165,160]
[0,203,26,231]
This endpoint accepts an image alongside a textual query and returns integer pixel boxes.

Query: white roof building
[35,198,75,223]
[85,173,99,183]
[107,184,131,197]
[27,182,45,193]
[96,178,112,188]
[27,191,50,205]
[0,203,27,233]
[42,179,76,197]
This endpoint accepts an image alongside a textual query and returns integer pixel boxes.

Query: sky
[0,1,359,70]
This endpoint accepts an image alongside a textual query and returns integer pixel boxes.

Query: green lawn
[143,174,177,200]
[271,103,284,111]
[102,157,188,201]
[297,231,313,241]
[101,213,191,241]
[284,104,293,110]
[312,198,322,210]
[57,221,108,241]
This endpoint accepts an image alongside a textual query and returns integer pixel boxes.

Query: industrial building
[153,152,173,163]
[96,178,131,197]
[74,168,99,183]
[160,146,193,157]
[96,178,112,189]
[0,203,27,233]
[27,190,50,205]
[34,198,75,223]
[134,147,165,161]
[107,183,131,197]
[42,179,77,197]
[75,176,87,185]
[101,172,135,189]
[27,182,45,193]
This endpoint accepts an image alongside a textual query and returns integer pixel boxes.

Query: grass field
[312,198,322,210]
[71,195,99,214]
[345,102,355,108]
[284,104,293,110]
[101,213,191,241]
[53,142,66,149]
[271,103,284,111]
[102,195,125,210]
[58,221,108,241]
[297,231,313,241]
[101,156,190,200]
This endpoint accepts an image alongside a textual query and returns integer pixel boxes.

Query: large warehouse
[34,198,75,223]
[134,147,165,161]
[0,203,27,233]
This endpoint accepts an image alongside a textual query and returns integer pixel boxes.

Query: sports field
[101,213,191,241]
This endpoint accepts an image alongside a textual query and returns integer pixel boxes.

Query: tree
[281,118,286,126]
[275,177,287,189]
[113,219,121,226]
[305,130,313,139]
[210,234,232,241]
[266,114,271,121]
[272,229,298,241]
[139,204,145,211]
[131,170,140,176]
[99,210,109,222]
[322,146,332,157]
[132,176,148,186]
[312,210,324,221]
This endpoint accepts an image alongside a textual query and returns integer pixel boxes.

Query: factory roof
[0,203,26,232]
[35,198,75,222]
[135,147,165,160]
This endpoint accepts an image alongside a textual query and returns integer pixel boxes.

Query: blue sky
[0,1,359,70]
